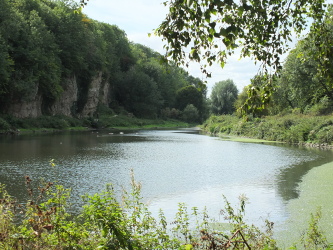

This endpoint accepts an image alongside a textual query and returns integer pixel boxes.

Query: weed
[0,165,331,249]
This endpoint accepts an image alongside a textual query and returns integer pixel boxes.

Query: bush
[0,169,281,250]
[304,96,333,116]
[202,113,333,145]
[160,107,182,119]
[182,104,199,123]
[0,117,10,131]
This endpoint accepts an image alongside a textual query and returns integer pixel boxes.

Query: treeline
[239,6,333,117]
[0,0,208,125]
[202,6,333,145]
[207,6,333,118]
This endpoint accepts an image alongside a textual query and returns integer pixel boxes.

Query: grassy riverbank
[0,114,191,134]
[202,113,333,248]
[201,114,333,147]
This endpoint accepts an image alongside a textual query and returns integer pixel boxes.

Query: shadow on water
[276,145,333,201]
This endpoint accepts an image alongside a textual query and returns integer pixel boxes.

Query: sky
[81,0,283,94]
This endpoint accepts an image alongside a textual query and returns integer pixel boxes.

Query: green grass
[0,114,191,134]
[202,114,333,146]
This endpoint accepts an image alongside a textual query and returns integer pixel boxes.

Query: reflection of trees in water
[0,131,146,214]
[277,147,333,201]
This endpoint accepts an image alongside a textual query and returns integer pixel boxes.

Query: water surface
[0,128,332,236]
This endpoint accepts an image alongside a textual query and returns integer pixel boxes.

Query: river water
[1,128,333,244]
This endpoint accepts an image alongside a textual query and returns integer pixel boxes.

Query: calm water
[1,128,333,230]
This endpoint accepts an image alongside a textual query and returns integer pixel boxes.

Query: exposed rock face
[80,71,103,117]
[7,71,111,119]
[51,75,78,117]
[100,76,111,106]
[7,85,42,118]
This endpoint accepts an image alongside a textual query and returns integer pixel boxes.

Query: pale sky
[81,0,295,94]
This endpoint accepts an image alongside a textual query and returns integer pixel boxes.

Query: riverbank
[0,114,191,135]
[201,114,333,148]
[202,114,333,247]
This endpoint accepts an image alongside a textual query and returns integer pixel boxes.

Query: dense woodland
[0,0,208,130]
[210,6,333,118]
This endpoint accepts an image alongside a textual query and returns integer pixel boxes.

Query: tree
[273,44,318,112]
[79,0,328,114]
[210,79,238,115]
[115,66,163,118]
[176,85,203,114]
[152,0,327,114]
[182,104,199,123]
[268,6,333,114]
[154,0,326,74]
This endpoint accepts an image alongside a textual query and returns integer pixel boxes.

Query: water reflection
[0,129,332,225]
[276,146,333,200]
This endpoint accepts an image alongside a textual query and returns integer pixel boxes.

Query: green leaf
[187,0,193,7]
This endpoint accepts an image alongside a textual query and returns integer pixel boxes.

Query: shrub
[97,104,114,116]
[304,96,333,116]
[0,168,283,250]
[182,104,199,123]
[161,107,182,120]
[0,117,10,131]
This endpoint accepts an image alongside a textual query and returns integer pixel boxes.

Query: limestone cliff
[7,85,43,118]
[79,72,111,117]
[7,72,111,119]
[51,75,78,117]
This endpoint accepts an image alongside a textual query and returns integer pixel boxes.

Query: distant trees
[176,86,202,113]
[231,6,333,117]
[210,79,238,115]
[270,13,333,115]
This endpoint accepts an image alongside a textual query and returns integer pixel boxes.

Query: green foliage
[176,85,205,120]
[181,104,200,123]
[210,79,238,115]
[0,114,190,132]
[154,0,328,116]
[160,107,182,120]
[304,96,333,116]
[155,0,326,73]
[202,113,333,145]
[0,0,209,122]
[114,66,163,118]
[300,208,330,249]
[1,164,333,249]
[0,117,10,131]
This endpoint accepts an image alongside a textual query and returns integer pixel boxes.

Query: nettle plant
[0,161,330,249]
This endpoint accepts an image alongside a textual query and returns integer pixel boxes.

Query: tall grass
[202,114,333,146]
[0,162,332,249]
[0,170,281,249]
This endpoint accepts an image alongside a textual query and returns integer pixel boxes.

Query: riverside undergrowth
[202,114,333,146]
[0,162,332,249]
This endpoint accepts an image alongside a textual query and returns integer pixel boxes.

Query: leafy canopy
[154,0,326,76]
[210,79,238,115]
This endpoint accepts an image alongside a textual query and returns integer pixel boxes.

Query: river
[0,128,333,246]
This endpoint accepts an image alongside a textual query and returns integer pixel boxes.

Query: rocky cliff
[7,72,111,119]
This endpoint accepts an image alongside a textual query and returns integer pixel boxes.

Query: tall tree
[155,0,326,73]
[210,79,238,115]
[153,0,327,114]
[176,85,202,110]
[269,6,333,113]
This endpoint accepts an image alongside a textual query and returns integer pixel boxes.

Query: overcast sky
[82,0,281,94]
